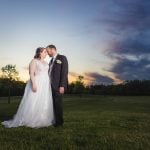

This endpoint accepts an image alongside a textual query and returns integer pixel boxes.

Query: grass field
[0,95,150,150]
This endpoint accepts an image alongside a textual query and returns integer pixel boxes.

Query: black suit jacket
[50,54,69,92]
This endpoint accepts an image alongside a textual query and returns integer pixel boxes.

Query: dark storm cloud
[96,0,150,81]
[84,72,114,85]
[69,71,114,85]
[101,0,150,31]
[112,58,150,80]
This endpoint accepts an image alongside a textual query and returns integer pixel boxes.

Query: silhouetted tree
[1,64,19,103]
[73,75,85,97]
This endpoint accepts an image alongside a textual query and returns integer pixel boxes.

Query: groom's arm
[60,55,68,91]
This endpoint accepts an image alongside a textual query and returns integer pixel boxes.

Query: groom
[46,45,68,127]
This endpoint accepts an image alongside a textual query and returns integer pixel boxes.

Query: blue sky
[0,0,150,85]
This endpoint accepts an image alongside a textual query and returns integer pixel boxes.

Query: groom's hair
[46,45,56,50]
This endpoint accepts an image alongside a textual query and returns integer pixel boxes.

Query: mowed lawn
[0,95,150,150]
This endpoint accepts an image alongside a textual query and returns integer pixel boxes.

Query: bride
[2,47,55,128]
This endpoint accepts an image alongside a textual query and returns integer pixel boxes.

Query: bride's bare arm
[29,59,37,92]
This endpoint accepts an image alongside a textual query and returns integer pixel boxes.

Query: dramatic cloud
[84,72,114,85]
[96,0,150,81]
[69,72,79,78]
[112,58,150,80]
[69,71,115,85]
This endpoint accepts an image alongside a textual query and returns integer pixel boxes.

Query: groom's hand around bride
[32,84,37,92]
[59,87,64,94]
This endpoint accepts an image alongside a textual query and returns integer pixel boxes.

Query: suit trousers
[51,87,64,125]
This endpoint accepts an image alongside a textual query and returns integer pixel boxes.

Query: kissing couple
[2,44,69,128]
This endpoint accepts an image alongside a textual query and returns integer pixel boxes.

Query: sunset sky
[0,0,150,85]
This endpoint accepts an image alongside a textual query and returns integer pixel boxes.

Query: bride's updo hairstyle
[34,47,45,59]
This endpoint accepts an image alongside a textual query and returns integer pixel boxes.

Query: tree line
[68,76,150,96]
[0,65,150,103]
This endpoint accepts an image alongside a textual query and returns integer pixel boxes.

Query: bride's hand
[32,84,37,92]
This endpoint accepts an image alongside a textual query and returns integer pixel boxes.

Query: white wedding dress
[2,59,55,128]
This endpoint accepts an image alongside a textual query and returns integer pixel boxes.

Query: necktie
[48,57,54,74]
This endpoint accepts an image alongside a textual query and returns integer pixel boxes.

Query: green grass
[0,95,150,150]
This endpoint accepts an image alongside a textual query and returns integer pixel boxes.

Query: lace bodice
[29,59,49,77]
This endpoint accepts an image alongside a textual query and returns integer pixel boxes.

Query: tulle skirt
[2,74,55,128]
